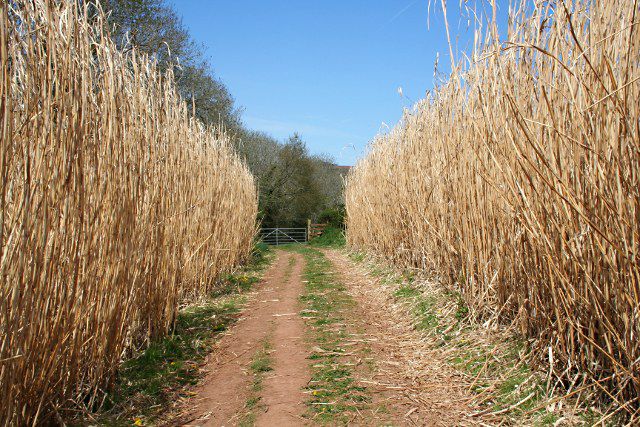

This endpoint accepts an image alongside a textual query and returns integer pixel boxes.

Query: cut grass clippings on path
[348,251,600,426]
[86,245,274,426]
[286,246,369,424]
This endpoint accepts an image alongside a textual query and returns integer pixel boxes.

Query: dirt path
[172,247,485,426]
[323,249,481,426]
[256,253,309,426]
[174,250,310,426]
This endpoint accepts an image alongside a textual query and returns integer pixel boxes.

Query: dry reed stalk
[346,0,639,417]
[0,1,257,424]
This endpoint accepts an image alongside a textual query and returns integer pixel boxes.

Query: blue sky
[173,1,501,165]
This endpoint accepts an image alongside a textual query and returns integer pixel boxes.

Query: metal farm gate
[259,228,307,245]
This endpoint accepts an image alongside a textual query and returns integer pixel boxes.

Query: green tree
[257,134,320,227]
[100,0,240,130]
[100,1,346,228]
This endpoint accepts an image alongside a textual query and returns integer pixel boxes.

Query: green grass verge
[284,245,369,424]
[85,244,273,426]
[309,227,346,248]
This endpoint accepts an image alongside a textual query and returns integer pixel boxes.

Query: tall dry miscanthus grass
[346,0,639,416]
[0,2,257,424]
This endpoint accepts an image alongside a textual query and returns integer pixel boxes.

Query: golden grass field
[346,0,640,417]
[0,2,257,424]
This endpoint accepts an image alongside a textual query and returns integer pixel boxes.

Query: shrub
[317,206,346,228]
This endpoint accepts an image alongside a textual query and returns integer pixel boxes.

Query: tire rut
[323,249,482,426]
[173,250,310,427]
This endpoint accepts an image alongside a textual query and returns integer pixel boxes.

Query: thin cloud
[379,0,420,31]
